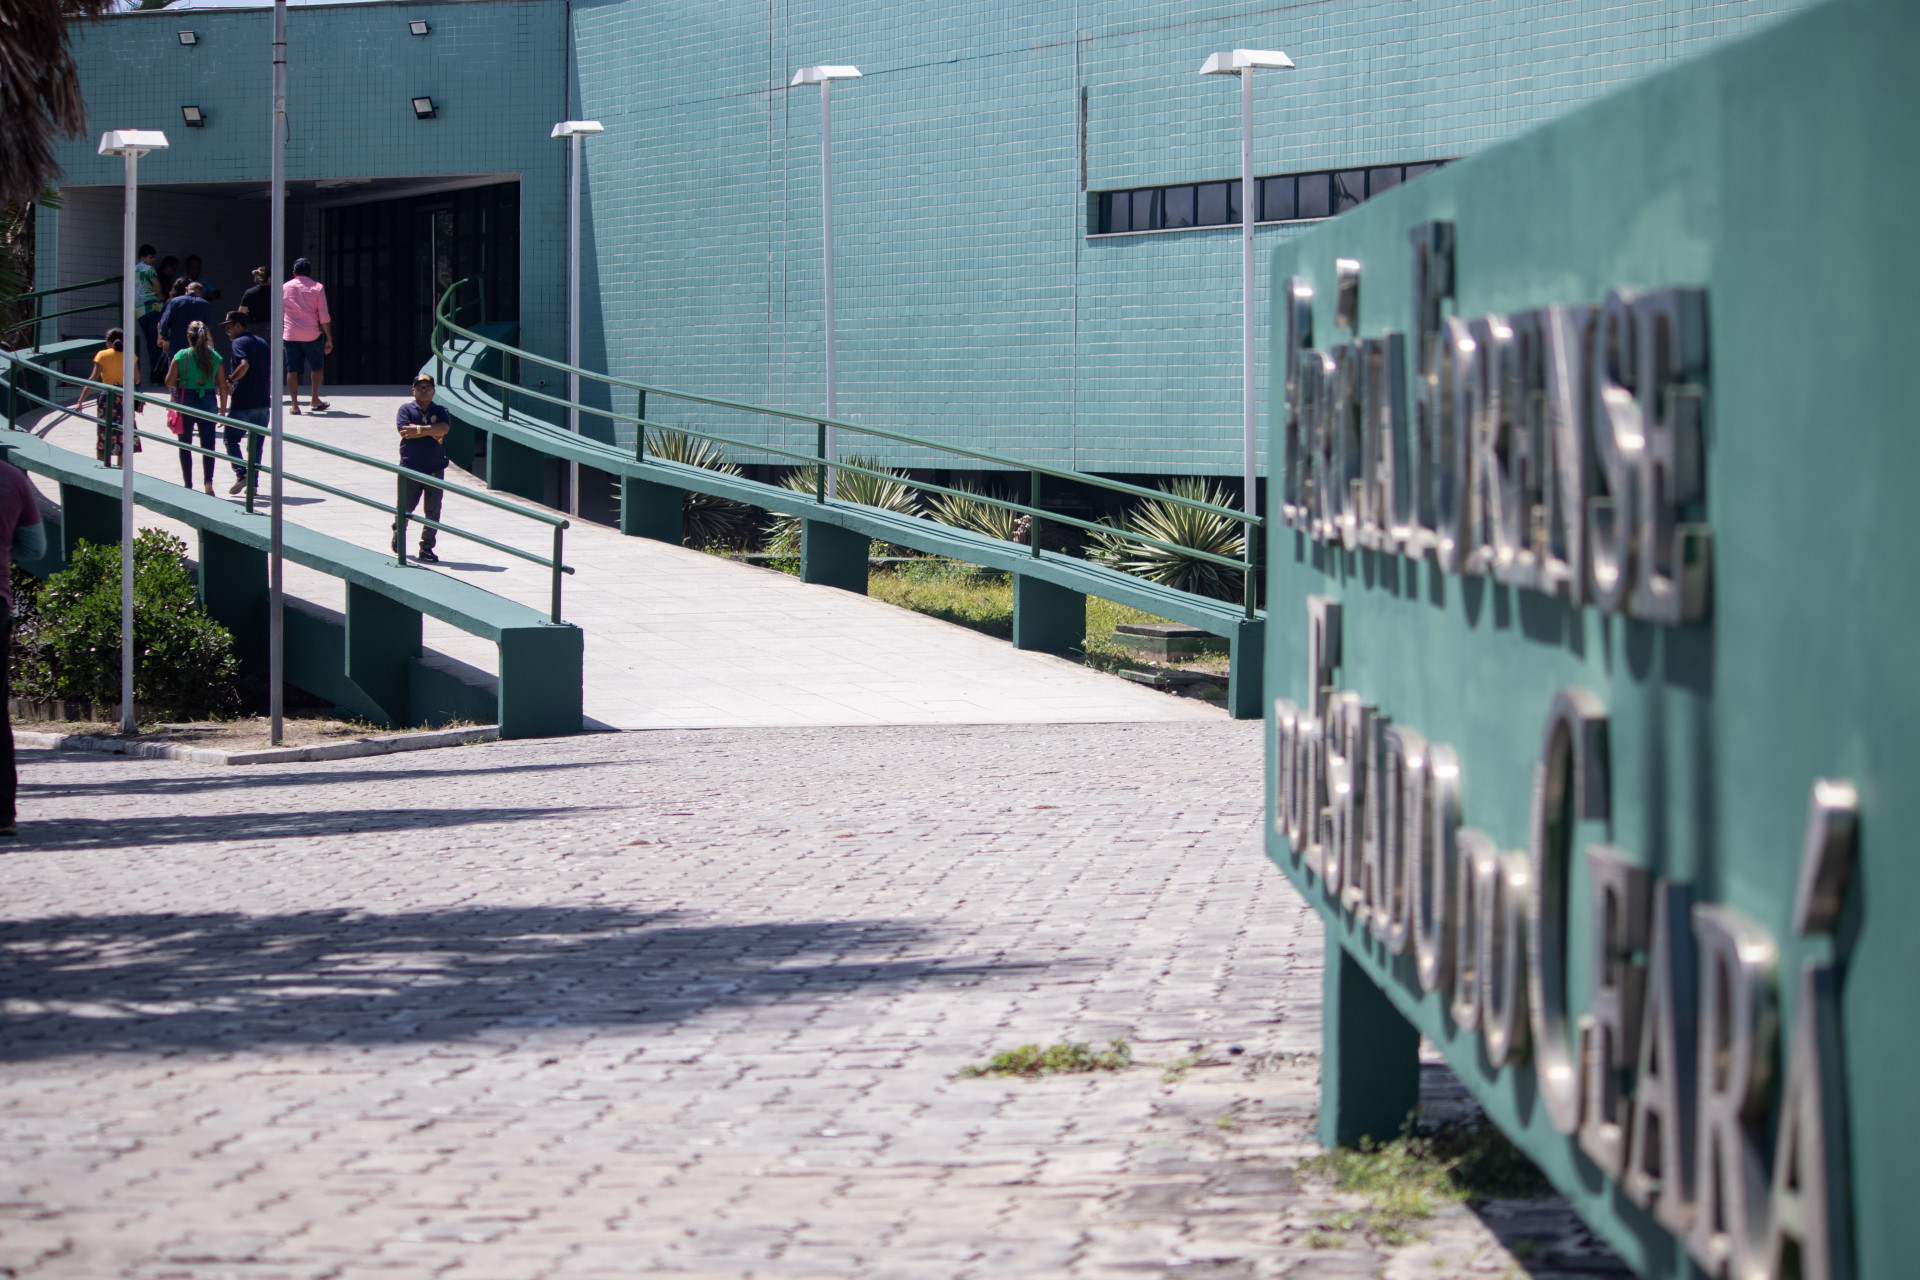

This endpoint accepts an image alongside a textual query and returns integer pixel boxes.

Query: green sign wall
[1261,0,1915,1276]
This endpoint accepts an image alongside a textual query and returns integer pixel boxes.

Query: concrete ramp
[31,388,1218,730]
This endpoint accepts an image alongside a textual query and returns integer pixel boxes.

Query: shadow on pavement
[1414,1062,1636,1277]
[17,751,629,800]
[1,804,602,849]
[0,906,1004,1059]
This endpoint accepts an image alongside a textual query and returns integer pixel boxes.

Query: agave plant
[765,455,921,557]
[645,428,756,547]
[928,481,1024,544]
[1088,477,1247,600]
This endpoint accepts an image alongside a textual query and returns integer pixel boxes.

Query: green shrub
[14,530,239,718]
[644,428,756,547]
[928,481,1024,544]
[766,456,921,557]
[1087,477,1247,600]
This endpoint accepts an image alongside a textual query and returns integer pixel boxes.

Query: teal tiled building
[47,0,1808,474]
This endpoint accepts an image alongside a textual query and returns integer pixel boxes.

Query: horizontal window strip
[1089,160,1450,236]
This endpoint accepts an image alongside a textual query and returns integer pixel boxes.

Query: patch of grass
[1303,1230,1345,1249]
[1297,1118,1553,1247]
[959,1038,1131,1079]
[862,560,1228,686]
[1159,1052,1201,1084]
[1080,596,1174,670]
[868,560,1012,639]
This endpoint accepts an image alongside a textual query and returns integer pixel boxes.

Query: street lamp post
[268,0,288,745]
[97,128,170,737]
[551,119,603,516]
[1200,48,1293,591]
[789,64,860,498]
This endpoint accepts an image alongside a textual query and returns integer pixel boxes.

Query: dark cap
[412,373,435,386]
[223,310,251,326]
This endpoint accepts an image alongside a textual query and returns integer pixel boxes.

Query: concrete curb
[14,725,500,766]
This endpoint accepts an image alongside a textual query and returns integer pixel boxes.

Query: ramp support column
[497,623,583,738]
[621,476,684,543]
[1012,575,1084,655]
[1227,615,1265,720]
[344,582,422,728]
[198,529,269,666]
[1317,943,1420,1148]
[800,519,867,594]
[58,482,120,560]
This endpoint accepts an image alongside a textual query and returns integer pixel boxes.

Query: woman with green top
[164,320,229,495]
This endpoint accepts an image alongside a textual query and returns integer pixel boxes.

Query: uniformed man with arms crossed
[393,375,452,564]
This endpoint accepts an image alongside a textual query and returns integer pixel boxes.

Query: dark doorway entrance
[321,181,519,385]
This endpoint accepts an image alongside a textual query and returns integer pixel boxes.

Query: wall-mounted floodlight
[408,19,430,35]
[181,105,205,128]
[1198,48,1295,74]
[411,96,436,120]
[177,30,198,46]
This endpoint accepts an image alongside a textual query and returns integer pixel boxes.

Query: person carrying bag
[164,320,228,495]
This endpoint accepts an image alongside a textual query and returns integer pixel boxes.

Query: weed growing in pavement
[1158,1053,1201,1084]
[958,1039,1132,1079]
[1296,1117,1552,1246]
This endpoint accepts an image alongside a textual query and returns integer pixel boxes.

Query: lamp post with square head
[1199,48,1293,575]
[789,64,860,498]
[97,129,169,735]
[551,119,603,515]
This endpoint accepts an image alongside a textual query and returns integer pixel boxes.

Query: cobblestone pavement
[0,723,1626,1279]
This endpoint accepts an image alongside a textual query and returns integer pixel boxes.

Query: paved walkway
[27,389,1217,730]
[0,723,1625,1279]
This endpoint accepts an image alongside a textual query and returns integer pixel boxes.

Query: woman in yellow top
[164,321,229,495]
[85,329,140,466]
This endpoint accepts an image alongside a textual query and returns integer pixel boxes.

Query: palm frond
[928,481,1024,544]
[766,455,920,557]
[1087,477,1247,600]
[2,1,119,209]
[645,428,755,547]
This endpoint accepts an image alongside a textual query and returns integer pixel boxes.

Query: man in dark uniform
[393,374,452,564]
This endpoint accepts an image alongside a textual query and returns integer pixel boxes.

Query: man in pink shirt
[0,448,46,836]
[282,258,335,414]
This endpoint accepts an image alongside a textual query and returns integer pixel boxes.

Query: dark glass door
[321,181,520,385]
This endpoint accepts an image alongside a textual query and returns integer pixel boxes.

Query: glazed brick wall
[45,0,569,368]
[568,0,1808,473]
[50,0,1808,472]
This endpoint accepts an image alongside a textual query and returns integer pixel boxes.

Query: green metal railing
[432,279,1263,616]
[0,350,576,623]
[2,275,124,351]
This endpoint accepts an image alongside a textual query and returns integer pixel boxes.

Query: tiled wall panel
[570,0,1810,473]
[46,0,569,367]
[52,0,1808,473]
